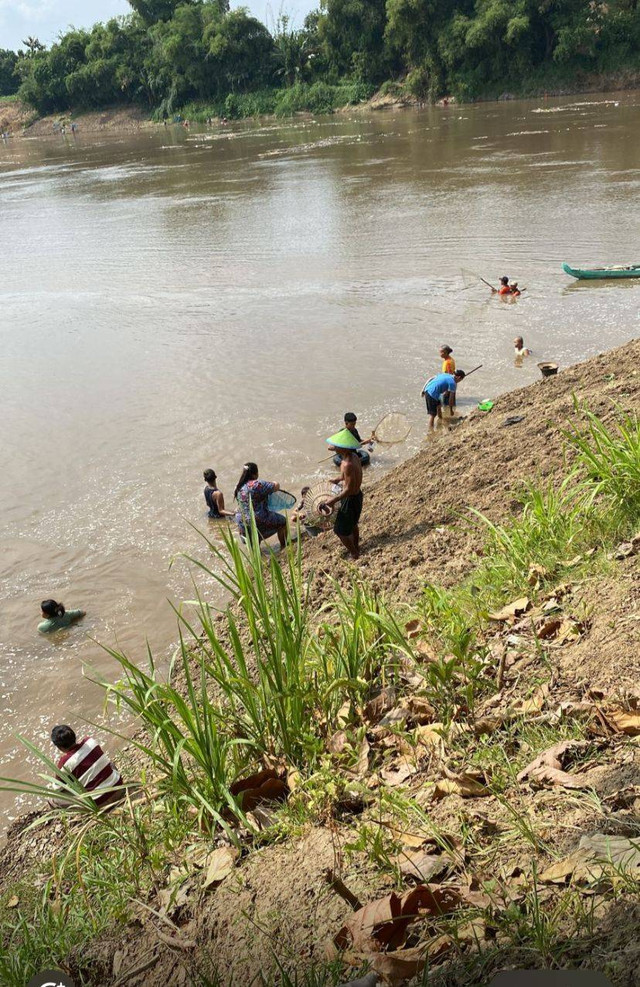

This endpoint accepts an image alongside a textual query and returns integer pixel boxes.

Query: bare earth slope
[307,339,640,605]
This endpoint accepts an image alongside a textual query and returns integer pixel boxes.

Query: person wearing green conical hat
[320,429,364,560]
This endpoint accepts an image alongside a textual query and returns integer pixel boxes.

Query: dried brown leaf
[488,597,531,622]
[230,769,287,813]
[541,833,640,884]
[381,758,417,788]
[433,770,489,800]
[537,618,562,640]
[328,730,349,754]
[604,707,640,737]
[404,619,422,639]
[397,849,448,883]
[517,740,589,790]
[364,687,397,725]
[203,847,239,890]
[334,886,462,953]
[404,696,435,726]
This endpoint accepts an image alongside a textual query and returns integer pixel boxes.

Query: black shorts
[424,392,440,417]
[334,492,363,537]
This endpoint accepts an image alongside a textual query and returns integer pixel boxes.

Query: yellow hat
[326,428,360,450]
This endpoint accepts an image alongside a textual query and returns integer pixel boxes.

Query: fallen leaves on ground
[541,833,640,885]
[488,597,531,622]
[397,848,449,883]
[404,619,422,639]
[612,534,640,560]
[510,682,549,716]
[371,940,451,984]
[537,616,587,645]
[517,740,589,790]
[433,768,490,800]
[203,846,239,890]
[380,757,417,787]
[403,696,435,725]
[527,564,548,589]
[334,885,463,952]
[603,701,640,736]
[364,687,397,725]
[230,769,288,813]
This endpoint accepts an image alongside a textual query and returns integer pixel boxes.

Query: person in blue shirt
[422,370,465,430]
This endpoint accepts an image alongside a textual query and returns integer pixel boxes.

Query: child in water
[203,469,234,519]
[514,336,532,360]
[39,600,85,634]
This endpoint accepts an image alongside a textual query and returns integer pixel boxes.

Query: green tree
[272,15,314,86]
[0,49,19,95]
[317,0,392,82]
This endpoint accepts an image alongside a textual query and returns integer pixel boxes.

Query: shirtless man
[321,447,364,560]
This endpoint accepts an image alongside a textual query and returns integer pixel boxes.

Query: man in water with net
[320,429,364,560]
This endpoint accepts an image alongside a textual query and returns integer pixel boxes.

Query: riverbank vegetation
[1,371,639,984]
[4,0,640,119]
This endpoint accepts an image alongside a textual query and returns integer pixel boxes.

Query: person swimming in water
[492,276,512,296]
[203,469,234,518]
[39,600,86,634]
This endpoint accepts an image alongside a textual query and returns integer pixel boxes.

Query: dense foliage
[6,0,640,114]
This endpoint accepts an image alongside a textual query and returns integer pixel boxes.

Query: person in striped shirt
[50,725,124,810]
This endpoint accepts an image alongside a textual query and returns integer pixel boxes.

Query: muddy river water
[1,92,638,819]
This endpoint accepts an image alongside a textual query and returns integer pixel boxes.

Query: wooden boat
[563,262,640,280]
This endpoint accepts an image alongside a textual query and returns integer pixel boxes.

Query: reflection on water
[1,92,639,820]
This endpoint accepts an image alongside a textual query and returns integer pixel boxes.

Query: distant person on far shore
[50,725,123,810]
[422,370,466,429]
[440,346,456,412]
[39,600,85,634]
[203,469,234,519]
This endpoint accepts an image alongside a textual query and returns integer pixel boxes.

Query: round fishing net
[373,412,412,445]
[301,481,339,530]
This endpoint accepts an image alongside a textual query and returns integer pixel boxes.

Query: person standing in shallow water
[440,346,456,413]
[203,469,234,518]
[39,600,85,634]
[320,430,364,560]
[234,462,287,549]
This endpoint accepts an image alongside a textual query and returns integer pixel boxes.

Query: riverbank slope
[1,340,639,986]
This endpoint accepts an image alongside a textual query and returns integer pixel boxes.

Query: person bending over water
[423,370,466,429]
[39,600,85,634]
[234,462,287,549]
[203,469,234,518]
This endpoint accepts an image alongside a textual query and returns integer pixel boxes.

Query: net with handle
[267,489,297,511]
[301,481,340,530]
[372,412,412,445]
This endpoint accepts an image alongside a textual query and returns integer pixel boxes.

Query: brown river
[1,92,639,820]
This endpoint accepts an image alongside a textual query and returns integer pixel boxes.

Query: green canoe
[563,262,640,280]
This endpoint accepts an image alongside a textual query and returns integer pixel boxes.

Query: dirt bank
[24,104,152,137]
[1,340,639,986]
[360,68,640,112]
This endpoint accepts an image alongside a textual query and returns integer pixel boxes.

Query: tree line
[3,0,640,116]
